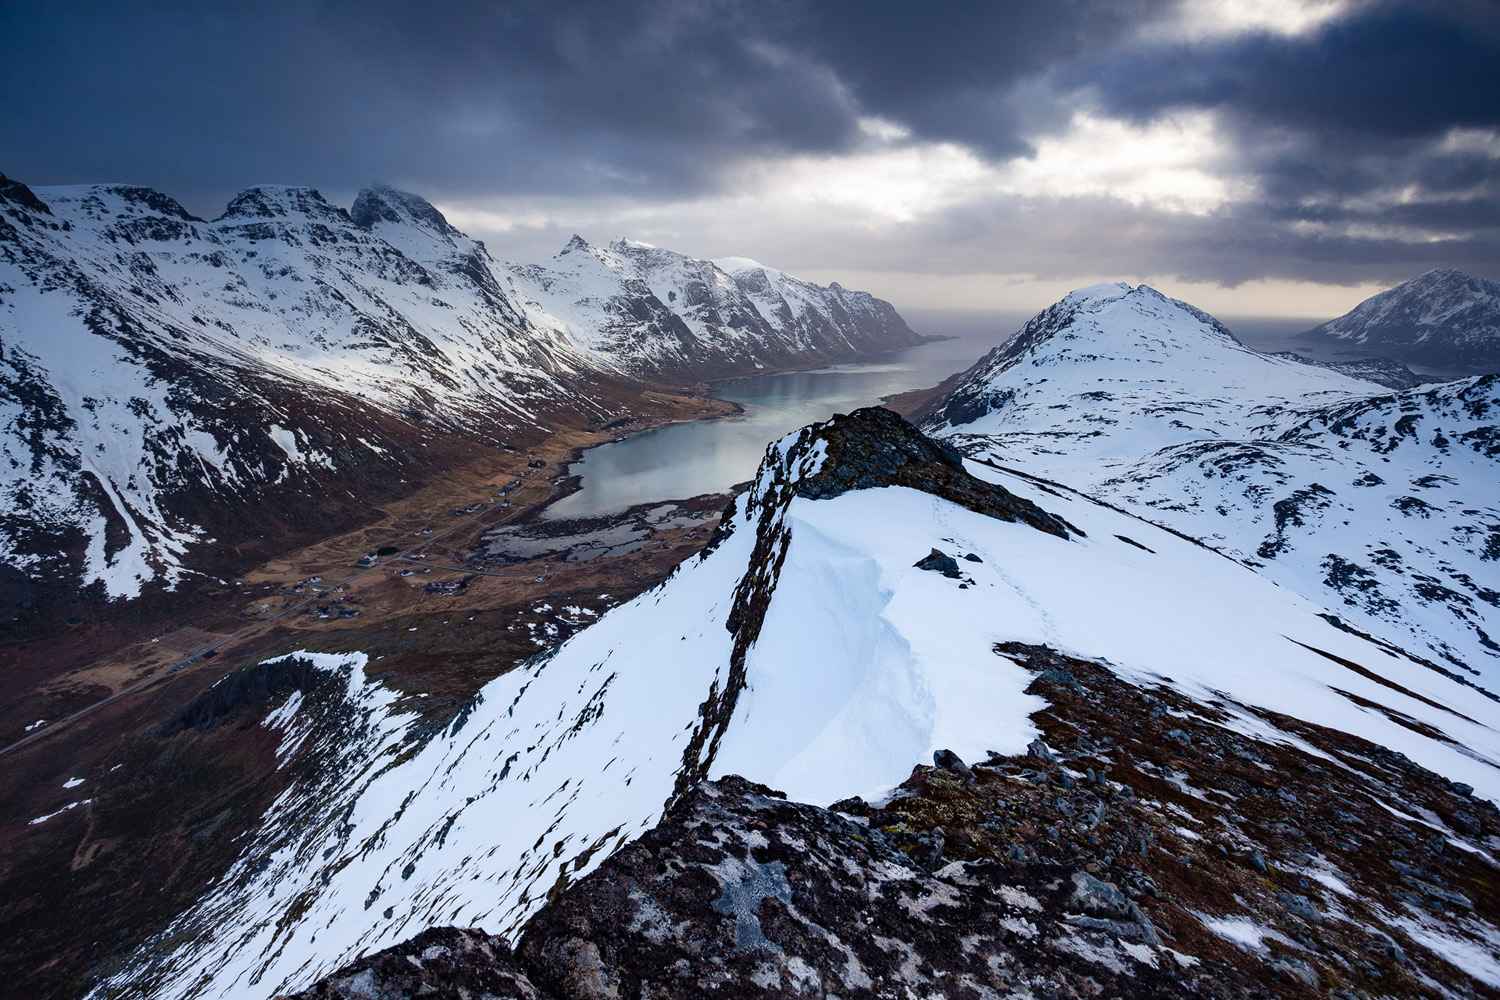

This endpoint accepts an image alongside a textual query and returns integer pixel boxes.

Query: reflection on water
[545,316,1023,519]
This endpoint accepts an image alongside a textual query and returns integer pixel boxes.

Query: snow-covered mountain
[504,237,923,380]
[97,408,1500,999]
[0,174,914,606]
[919,282,1500,685]
[0,177,597,605]
[1296,268,1500,371]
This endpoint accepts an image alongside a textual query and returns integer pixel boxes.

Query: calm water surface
[545,312,1026,519]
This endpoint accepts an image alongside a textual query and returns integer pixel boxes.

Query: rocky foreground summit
[295,645,1500,999]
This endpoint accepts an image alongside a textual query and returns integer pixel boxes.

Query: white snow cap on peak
[614,238,657,250]
[1061,281,1135,309]
[713,255,776,276]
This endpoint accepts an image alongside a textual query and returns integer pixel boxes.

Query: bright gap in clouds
[446,108,1242,243]
[995,111,1240,214]
[1160,0,1354,40]
[736,110,1240,221]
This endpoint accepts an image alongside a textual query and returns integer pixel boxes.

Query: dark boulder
[914,548,962,578]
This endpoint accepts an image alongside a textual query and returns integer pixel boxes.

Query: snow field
[928,282,1500,684]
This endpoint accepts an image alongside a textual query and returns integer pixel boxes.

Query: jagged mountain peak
[1058,281,1240,344]
[606,236,659,252]
[217,184,350,223]
[1328,267,1499,321]
[1400,266,1485,292]
[924,282,1268,432]
[711,254,769,275]
[561,235,699,275]
[28,182,203,225]
[349,183,457,237]
[16,181,200,223]
[506,234,923,379]
[1060,279,1134,308]
[90,184,201,221]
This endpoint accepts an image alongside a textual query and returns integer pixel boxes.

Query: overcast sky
[4,0,1498,316]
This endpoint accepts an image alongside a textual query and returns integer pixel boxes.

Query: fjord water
[545,312,1027,519]
[545,309,1344,519]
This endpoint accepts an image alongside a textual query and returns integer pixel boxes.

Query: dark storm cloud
[782,0,1165,156]
[1075,0,1500,276]
[1093,2,1500,138]
[0,0,1164,212]
[1,0,1497,286]
[0,0,865,212]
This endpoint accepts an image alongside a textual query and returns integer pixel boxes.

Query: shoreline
[549,334,978,523]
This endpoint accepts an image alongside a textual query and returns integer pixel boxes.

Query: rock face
[1296,268,1500,372]
[296,645,1500,999]
[515,775,1258,1000]
[288,927,544,1000]
[918,281,1500,684]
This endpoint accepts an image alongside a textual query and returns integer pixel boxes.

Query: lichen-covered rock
[795,406,1077,538]
[516,776,1272,1000]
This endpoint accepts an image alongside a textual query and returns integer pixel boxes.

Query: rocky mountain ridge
[503,236,923,380]
[1296,268,1500,371]
[297,641,1500,1000]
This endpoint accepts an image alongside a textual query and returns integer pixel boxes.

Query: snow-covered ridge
[0,173,915,600]
[104,409,1500,999]
[922,282,1500,685]
[1297,267,1500,370]
[503,235,923,379]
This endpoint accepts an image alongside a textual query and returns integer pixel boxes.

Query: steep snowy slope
[1296,268,1500,371]
[505,238,923,379]
[0,176,604,602]
[922,284,1500,684]
[101,409,1500,1000]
